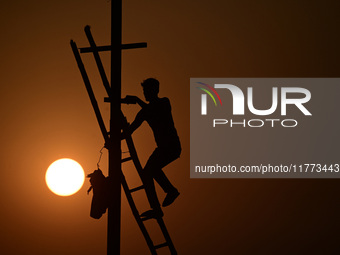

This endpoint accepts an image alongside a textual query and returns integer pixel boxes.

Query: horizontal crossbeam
[79,42,147,53]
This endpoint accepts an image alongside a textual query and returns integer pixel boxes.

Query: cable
[97,146,105,169]
[97,146,129,169]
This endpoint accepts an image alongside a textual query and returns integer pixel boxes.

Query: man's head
[141,78,159,102]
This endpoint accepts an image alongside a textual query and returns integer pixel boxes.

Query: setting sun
[45,158,85,196]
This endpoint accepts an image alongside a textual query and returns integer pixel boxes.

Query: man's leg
[154,170,180,207]
[142,166,160,209]
[141,149,163,218]
[142,146,181,216]
[152,147,181,207]
[153,170,176,193]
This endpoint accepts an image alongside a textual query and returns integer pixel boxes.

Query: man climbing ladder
[122,78,181,219]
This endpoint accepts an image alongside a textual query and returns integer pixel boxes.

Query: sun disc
[45,158,85,196]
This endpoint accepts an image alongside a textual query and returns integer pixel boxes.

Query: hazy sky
[1,0,340,254]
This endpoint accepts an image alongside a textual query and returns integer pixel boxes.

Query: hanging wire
[97,146,105,169]
[96,146,130,169]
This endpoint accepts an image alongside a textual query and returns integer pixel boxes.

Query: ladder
[70,26,177,255]
[121,115,177,255]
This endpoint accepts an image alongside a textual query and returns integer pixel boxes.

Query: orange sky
[1,0,340,254]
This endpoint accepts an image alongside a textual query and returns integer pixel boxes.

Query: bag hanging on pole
[87,169,109,219]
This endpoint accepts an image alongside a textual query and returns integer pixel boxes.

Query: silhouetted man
[122,78,181,218]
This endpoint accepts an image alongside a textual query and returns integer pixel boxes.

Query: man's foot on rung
[162,190,180,207]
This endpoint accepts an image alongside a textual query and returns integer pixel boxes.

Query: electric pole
[71,1,151,254]
[108,0,122,254]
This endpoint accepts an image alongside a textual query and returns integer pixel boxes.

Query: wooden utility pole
[108,0,122,254]
[71,1,148,254]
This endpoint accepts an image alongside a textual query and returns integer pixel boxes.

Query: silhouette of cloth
[87,169,109,219]
[138,97,181,209]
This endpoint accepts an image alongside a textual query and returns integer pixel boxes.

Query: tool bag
[87,169,109,219]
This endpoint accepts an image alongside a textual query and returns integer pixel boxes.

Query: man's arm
[135,97,147,108]
[122,95,147,108]
[121,110,145,139]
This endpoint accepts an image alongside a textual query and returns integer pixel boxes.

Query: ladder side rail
[121,116,177,254]
[70,40,109,144]
[121,116,144,178]
[156,218,177,255]
[84,26,111,97]
[125,135,144,176]
[125,135,178,255]
[121,176,157,255]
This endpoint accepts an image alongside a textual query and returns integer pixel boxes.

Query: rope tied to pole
[97,146,105,169]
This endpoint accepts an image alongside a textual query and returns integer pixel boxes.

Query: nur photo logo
[194,79,312,128]
[196,82,223,115]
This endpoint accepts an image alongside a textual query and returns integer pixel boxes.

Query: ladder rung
[154,242,169,250]
[141,216,153,222]
[121,156,132,163]
[140,213,162,222]
[129,185,144,193]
